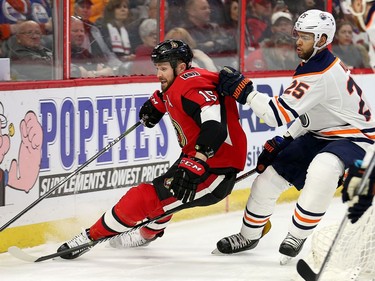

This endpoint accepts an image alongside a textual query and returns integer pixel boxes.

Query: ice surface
[0,198,347,281]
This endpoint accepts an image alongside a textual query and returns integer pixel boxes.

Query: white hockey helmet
[293,9,336,51]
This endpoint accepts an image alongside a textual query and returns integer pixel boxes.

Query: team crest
[171,119,187,148]
[170,41,179,48]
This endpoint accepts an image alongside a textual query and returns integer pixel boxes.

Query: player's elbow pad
[197,120,227,154]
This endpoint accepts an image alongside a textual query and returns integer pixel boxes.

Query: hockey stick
[234,167,256,182]
[0,121,143,233]
[296,153,375,281]
[8,168,257,262]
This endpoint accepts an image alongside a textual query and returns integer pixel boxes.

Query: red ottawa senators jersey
[160,68,247,172]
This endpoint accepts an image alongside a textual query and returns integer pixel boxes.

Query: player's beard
[161,77,175,92]
[298,48,314,60]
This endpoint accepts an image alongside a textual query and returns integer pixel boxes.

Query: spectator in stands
[246,0,273,49]
[135,18,157,57]
[167,0,184,27]
[127,0,170,53]
[96,0,135,62]
[168,0,226,27]
[332,20,370,69]
[0,0,52,41]
[244,33,297,71]
[222,0,252,50]
[165,27,217,71]
[182,0,236,55]
[70,16,114,78]
[260,10,293,47]
[270,11,293,35]
[207,0,226,25]
[74,0,122,71]
[8,20,53,80]
[272,0,290,13]
[283,0,325,19]
[130,0,151,19]
[89,0,109,23]
[342,0,375,68]
[130,18,157,75]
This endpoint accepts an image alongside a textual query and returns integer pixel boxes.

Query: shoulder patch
[180,71,201,80]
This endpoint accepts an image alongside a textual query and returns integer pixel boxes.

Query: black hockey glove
[342,161,375,223]
[347,195,374,223]
[139,92,164,128]
[256,136,293,174]
[217,66,254,104]
[169,157,209,203]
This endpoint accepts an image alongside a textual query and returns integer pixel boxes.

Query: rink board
[0,73,372,253]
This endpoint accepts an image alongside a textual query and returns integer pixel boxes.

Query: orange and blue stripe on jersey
[312,126,375,145]
[269,96,299,126]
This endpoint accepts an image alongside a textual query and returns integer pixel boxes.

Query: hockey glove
[169,157,209,203]
[217,66,254,104]
[256,136,293,174]
[347,195,374,223]
[342,161,375,223]
[139,91,164,128]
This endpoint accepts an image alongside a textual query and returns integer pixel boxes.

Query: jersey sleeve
[250,75,325,127]
[183,87,227,156]
[150,90,167,114]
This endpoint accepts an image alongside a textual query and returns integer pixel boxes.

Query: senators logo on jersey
[171,118,187,148]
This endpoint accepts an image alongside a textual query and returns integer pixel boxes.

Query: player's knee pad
[251,166,291,202]
[305,152,344,193]
[298,152,345,215]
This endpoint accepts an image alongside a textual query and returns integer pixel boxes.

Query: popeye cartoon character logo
[0,102,43,206]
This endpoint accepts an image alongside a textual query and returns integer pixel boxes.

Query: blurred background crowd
[0,0,374,81]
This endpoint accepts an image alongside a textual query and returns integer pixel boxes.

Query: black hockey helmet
[151,39,193,69]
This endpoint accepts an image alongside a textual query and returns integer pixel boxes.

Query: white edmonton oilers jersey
[250,48,375,152]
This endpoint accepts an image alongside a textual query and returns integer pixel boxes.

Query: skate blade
[211,248,227,255]
[279,254,292,265]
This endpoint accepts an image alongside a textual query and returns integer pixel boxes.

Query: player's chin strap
[9,168,257,262]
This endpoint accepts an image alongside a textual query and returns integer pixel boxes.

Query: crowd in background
[0,0,374,81]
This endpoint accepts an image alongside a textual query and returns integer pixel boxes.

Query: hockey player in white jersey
[213,9,375,263]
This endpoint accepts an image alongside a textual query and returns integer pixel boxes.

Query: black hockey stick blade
[8,168,257,262]
[8,240,92,262]
[296,259,319,281]
[8,239,99,262]
[8,206,176,263]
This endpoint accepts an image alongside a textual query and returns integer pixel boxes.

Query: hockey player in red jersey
[57,39,247,259]
[213,9,375,264]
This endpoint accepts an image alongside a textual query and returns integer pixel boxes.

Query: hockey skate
[279,232,306,265]
[109,228,163,249]
[57,229,94,260]
[212,220,272,255]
